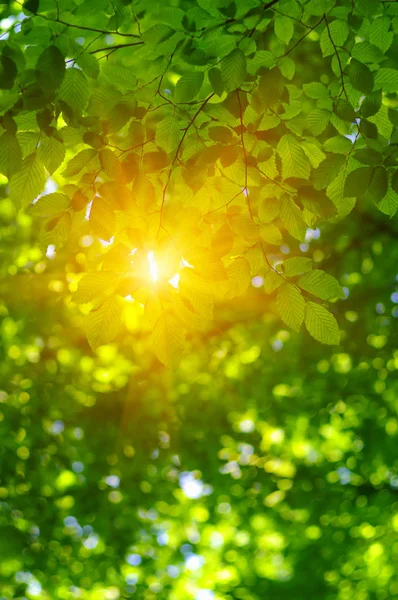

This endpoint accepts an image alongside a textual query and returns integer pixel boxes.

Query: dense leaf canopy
[0,0,397,359]
[0,0,398,599]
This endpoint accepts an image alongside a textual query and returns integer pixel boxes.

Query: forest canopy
[0,0,398,598]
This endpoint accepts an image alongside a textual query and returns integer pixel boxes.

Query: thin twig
[205,190,243,216]
[89,41,144,54]
[324,15,348,100]
[273,9,312,28]
[156,93,215,239]
[156,50,176,96]
[283,15,324,57]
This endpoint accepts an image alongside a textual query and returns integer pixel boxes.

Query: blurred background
[0,185,398,600]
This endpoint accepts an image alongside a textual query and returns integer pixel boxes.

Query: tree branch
[17,1,141,39]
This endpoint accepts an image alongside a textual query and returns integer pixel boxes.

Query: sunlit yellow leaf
[151,311,185,368]
[86,294,123,349]
[226,257,251,298]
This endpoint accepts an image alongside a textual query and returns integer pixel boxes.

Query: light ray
[148,251,158,282]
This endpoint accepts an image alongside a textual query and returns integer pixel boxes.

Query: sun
[129,249,185,289]
[147,251,159,283]
[147,250,180,288]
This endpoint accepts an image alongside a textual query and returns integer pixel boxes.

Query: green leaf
[306,109,331,135]
[334,99,355,122]
[344,167,374,198]
[208,67,224,97]
[76,53,100,79]
[299,186,337,218]
[88,84,119,117]
[229,215,258,245]
[264,270,283,294]
[174,71,204,102]
[303,82,328,99]
[368,105,393,140]
[388,109,398,127]
[142,23,175,45]
[0,132,22,178]
[41,211,71,250]
[314,154,345,190]
[280,196,307,241]
[374,69,398,93]
[277,283,305,332]
[0,55,17,90]
[259,114,280,131]
[222,49,246,92]
[18,132,41,158]
[89,197,115,241]
[366,166,388,203]
[354,148,382,166]
[305,301,340,345]
[83,133,104,149]
[283,257,313,277]
[36,46,65,93]
[348,59,374,94]
[30,192,70,218]
[37,136,66,175]
[323,136,352,154]
[360,91,382,118]
[151,311,185,368]
[392,170,398,196]
[86,294,122,350]
[156,115,181,153]
[280,99,302,121]
[62,149,97,177]
[58,67,90,113]
[102,62,136,89]
[74,272,122,304]
[247,51,275,75]
[278,57,295,80]
[258,197,280,224]
[260,223,282,246]
[301,142,326,169]
[360,119,378,139]
[24,0,39,14]
[376,185,398,216]
[256,70,284,109]
[275,16,294,45]
[327,170,356,217]
[10,153,45,211]
[298,270,345,300]
[277,134,310,180]
[71,191,89,212]
[351,41,384,64]
[226,257,251,298]
[209,126,233,144]
[99,148,122,180]
[320,20,349,57]
[356,0,382,18]
[369,17,393,52]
